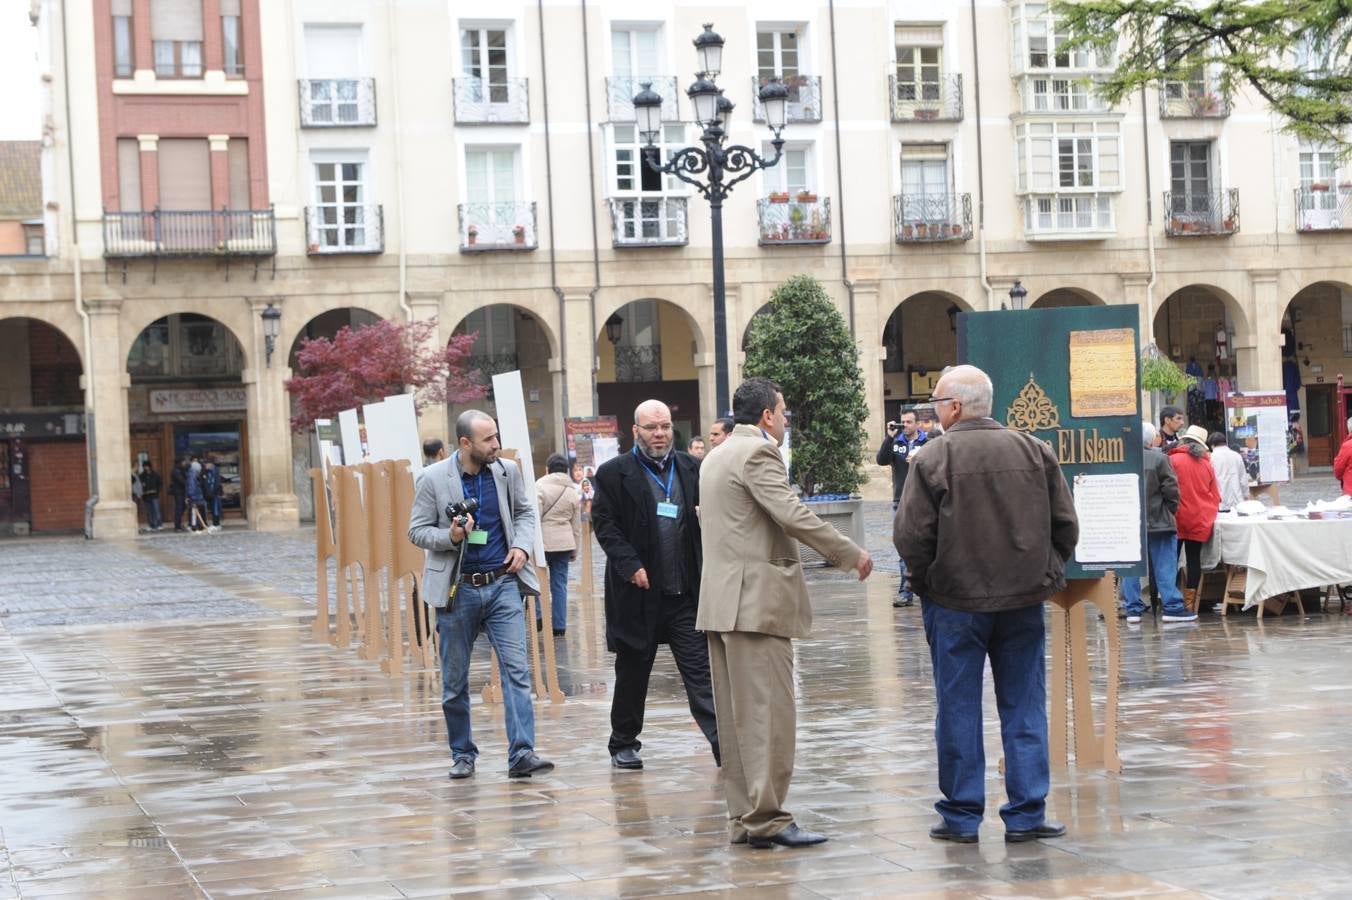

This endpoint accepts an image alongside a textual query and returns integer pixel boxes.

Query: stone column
[562,291,596,419]
[244,297,299,531]
[695,352,716,428]
[406,291,447,443]
[87,298,138,540]
[1242,270,1285,391]
[1120,274,1155,421]
[851,281,886,450]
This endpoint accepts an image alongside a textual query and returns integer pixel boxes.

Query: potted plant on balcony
[1223,214,1236,232]
[950,222,963,237]
[789,203,806,238]
[769,191,790,203]
[467,225,479,246]
[512,224,526,245]
[901,223,914,239]
[916,220,928,238]
[744,275,868,564]
[915,107,939,120]
[1311,182,1331,191]
[1189,92,1220,116]
[796,190,817,203]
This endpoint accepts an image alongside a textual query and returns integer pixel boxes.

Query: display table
[1213,516,1352,609]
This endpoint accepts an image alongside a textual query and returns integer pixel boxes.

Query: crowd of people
[406,365,1078,849]
[132,456,223,533]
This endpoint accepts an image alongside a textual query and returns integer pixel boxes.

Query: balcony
[609,197,688,248]
[751,75,823,123]
[458,201,538,252]
[1295,185,1352,231]
[102,208,276,257]
[1164,189,1239,236]
[890,74,963,122]
[1019,76,1112,114]
[757,196,831,245]
[298,78,377,127]
[1159,83,1230,118]
[303,204,385,255]
[894,194,973,243]
[614,346,662,383]
[606,75,679,122]
[1022,193,1117,240]
[467,353,520,378]
[452,76,529,124]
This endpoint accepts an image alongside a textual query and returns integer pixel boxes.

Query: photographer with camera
[407,409,554,782]
[877,409,928,608]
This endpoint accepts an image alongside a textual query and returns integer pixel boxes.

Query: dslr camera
[445,497,479,529]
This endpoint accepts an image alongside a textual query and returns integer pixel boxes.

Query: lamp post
[605,313,624,344]
[261,302,281,366]
[1007,280,1028,311]
[633,23,789,415]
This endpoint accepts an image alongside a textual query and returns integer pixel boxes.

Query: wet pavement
[3,489,1352,897]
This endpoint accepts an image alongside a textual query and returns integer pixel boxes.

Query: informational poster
[565,416,620,467]
[337,408,364,464]
[1224,391,1290,485]
[959,305,1145,579]
[382,393,423,476]
[493,371,544,566]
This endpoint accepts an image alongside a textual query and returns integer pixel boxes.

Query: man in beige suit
[698,377,873,849]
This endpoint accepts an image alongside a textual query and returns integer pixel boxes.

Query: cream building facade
[5,0,1351,538]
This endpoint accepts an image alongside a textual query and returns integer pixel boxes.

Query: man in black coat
[591,398,719,771]
[168,457,188,532]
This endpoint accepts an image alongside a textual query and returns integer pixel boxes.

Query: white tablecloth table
[1212,516,1352,609]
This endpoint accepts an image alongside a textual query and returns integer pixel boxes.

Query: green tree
[1056,0,1352,146]
[743,275,868,496]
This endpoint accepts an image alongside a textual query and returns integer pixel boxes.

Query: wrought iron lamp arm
[643,138,784,201]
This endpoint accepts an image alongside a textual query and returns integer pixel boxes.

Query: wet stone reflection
[3,515,1352,897]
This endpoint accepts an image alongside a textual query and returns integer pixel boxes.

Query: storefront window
[127,319,172,376]
[175,426,243,511]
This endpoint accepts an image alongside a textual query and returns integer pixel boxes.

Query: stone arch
[595,294,709,357]
[741,301,773,351]
[0,307,86,370]
[121,302,254,374]
[1280,280,1352,466]
[1031,287,1105,308]
[879,290,972,419]
[1153,284,1249,436]
[446,293,562,362]
[287,306,383,369]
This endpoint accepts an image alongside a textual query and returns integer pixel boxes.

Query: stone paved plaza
[3,492,1352,898]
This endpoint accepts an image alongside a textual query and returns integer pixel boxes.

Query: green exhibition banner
[958,306,1146,580]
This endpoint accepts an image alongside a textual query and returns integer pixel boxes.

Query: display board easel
[1048,577,1122,773]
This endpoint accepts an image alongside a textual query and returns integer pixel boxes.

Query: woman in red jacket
[1167,425,1221,613]
[1334,416,1352,496]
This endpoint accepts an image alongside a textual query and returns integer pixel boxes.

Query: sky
[0,1,42,141]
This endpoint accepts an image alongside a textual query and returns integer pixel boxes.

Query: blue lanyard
[632,447,674,501]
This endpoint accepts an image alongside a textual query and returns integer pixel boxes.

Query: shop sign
[149,388,248,414]
[0,412,85,437]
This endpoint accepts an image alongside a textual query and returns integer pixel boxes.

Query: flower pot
[901,225,913,239]
[916,223,928,237]
[796,192,817,203]
[467,233,477,246]
[1311,183,1331,191]
[915,108,939,120]
[1224,216,1236,232]
[769,193,790,203]
[513,231,526,245]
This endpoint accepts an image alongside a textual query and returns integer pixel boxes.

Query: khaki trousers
[707,630,796,840]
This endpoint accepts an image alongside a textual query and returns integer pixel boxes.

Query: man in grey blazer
[408,409,554,781]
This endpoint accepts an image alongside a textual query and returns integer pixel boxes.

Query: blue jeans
[1122,532,1185,616]
[435,576,536,766]
[893,500,912,597]
[537,551,570,632]
[144,496,162,529]
[921,600,1050,834]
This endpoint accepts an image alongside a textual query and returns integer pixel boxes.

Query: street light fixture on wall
[632,22,789,415]
[605,314,624,344]
[1008,280,1028,311]
[261,302,281,366]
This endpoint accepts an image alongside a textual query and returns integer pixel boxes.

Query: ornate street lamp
[633,23,789,415]
[261,302,282,366]
[1008,280,1028,311]
[605,313,624,344]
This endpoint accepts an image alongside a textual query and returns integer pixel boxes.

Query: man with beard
[591,399,719,770]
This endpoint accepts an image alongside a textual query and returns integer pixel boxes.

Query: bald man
[590,399,719,770]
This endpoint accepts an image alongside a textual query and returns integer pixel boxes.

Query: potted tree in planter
[743,275,869,565]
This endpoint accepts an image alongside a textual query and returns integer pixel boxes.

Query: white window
[1030,78,1096,111]
[1027,194,1113,231]
[901,145,950,198]
[612,28,659,77]
[895,46,941,101]
[465,149,518,205]
[112,2,134,77]
[1015,121,1120,193]
[757,28,800,80]
[304,25,363,123]
[312,157,369,249]
[612,123,685,194]
[1013,3,1101,72]
[461,27,510,103]
[764,146,810,195]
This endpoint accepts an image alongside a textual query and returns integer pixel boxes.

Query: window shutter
[219,0,241,15]
[112,0,133,16]
[117,138,142,212]
[895,24,944,47]
[228,140,250,210]
[304,25,361,78]
[902,143,949,161]
[157,139,211,210]
[150,0,204,41]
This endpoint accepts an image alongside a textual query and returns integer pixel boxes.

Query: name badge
[467,528,489,545]
[656,501,680,519]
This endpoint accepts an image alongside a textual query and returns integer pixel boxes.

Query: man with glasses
[591,399,719,771]
[895,366,1078,845]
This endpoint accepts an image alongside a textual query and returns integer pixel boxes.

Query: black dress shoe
[611,747,643,770]
[552,629,566,636]
[929,823,979,843]
[1005,822,1066,843]
[507,752,554,778]
[448,758,475,780]
[749,823,828,849]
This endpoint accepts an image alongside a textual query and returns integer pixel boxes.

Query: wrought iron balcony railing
[452,76,529,124]
[458,201,538,251]
[751,75,823,123]
[298,78,377,127]
[614,345,662,383]
[304,204,385,255]
[1159,83,1230,118]
[605,75,680,122]
[1295,185,1352,232]
[1022,193,1117,240]
[1019,76,1113,114]
[102,208,276,257]
[467,353,520,378]
[757,196,831,245]
[893,193,973,243]
[890,73,963,122]
[609,197,688,247]
[1164,189,1239,236]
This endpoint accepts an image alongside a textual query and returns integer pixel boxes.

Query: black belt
[461,565,510,587]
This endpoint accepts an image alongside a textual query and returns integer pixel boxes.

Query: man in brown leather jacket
[894,365,1078,845]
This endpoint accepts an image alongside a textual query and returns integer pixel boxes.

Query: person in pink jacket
[1167,426,1221,613]
[1334,417,1352,497]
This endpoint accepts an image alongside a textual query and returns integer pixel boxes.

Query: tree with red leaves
[285,319,487,432]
